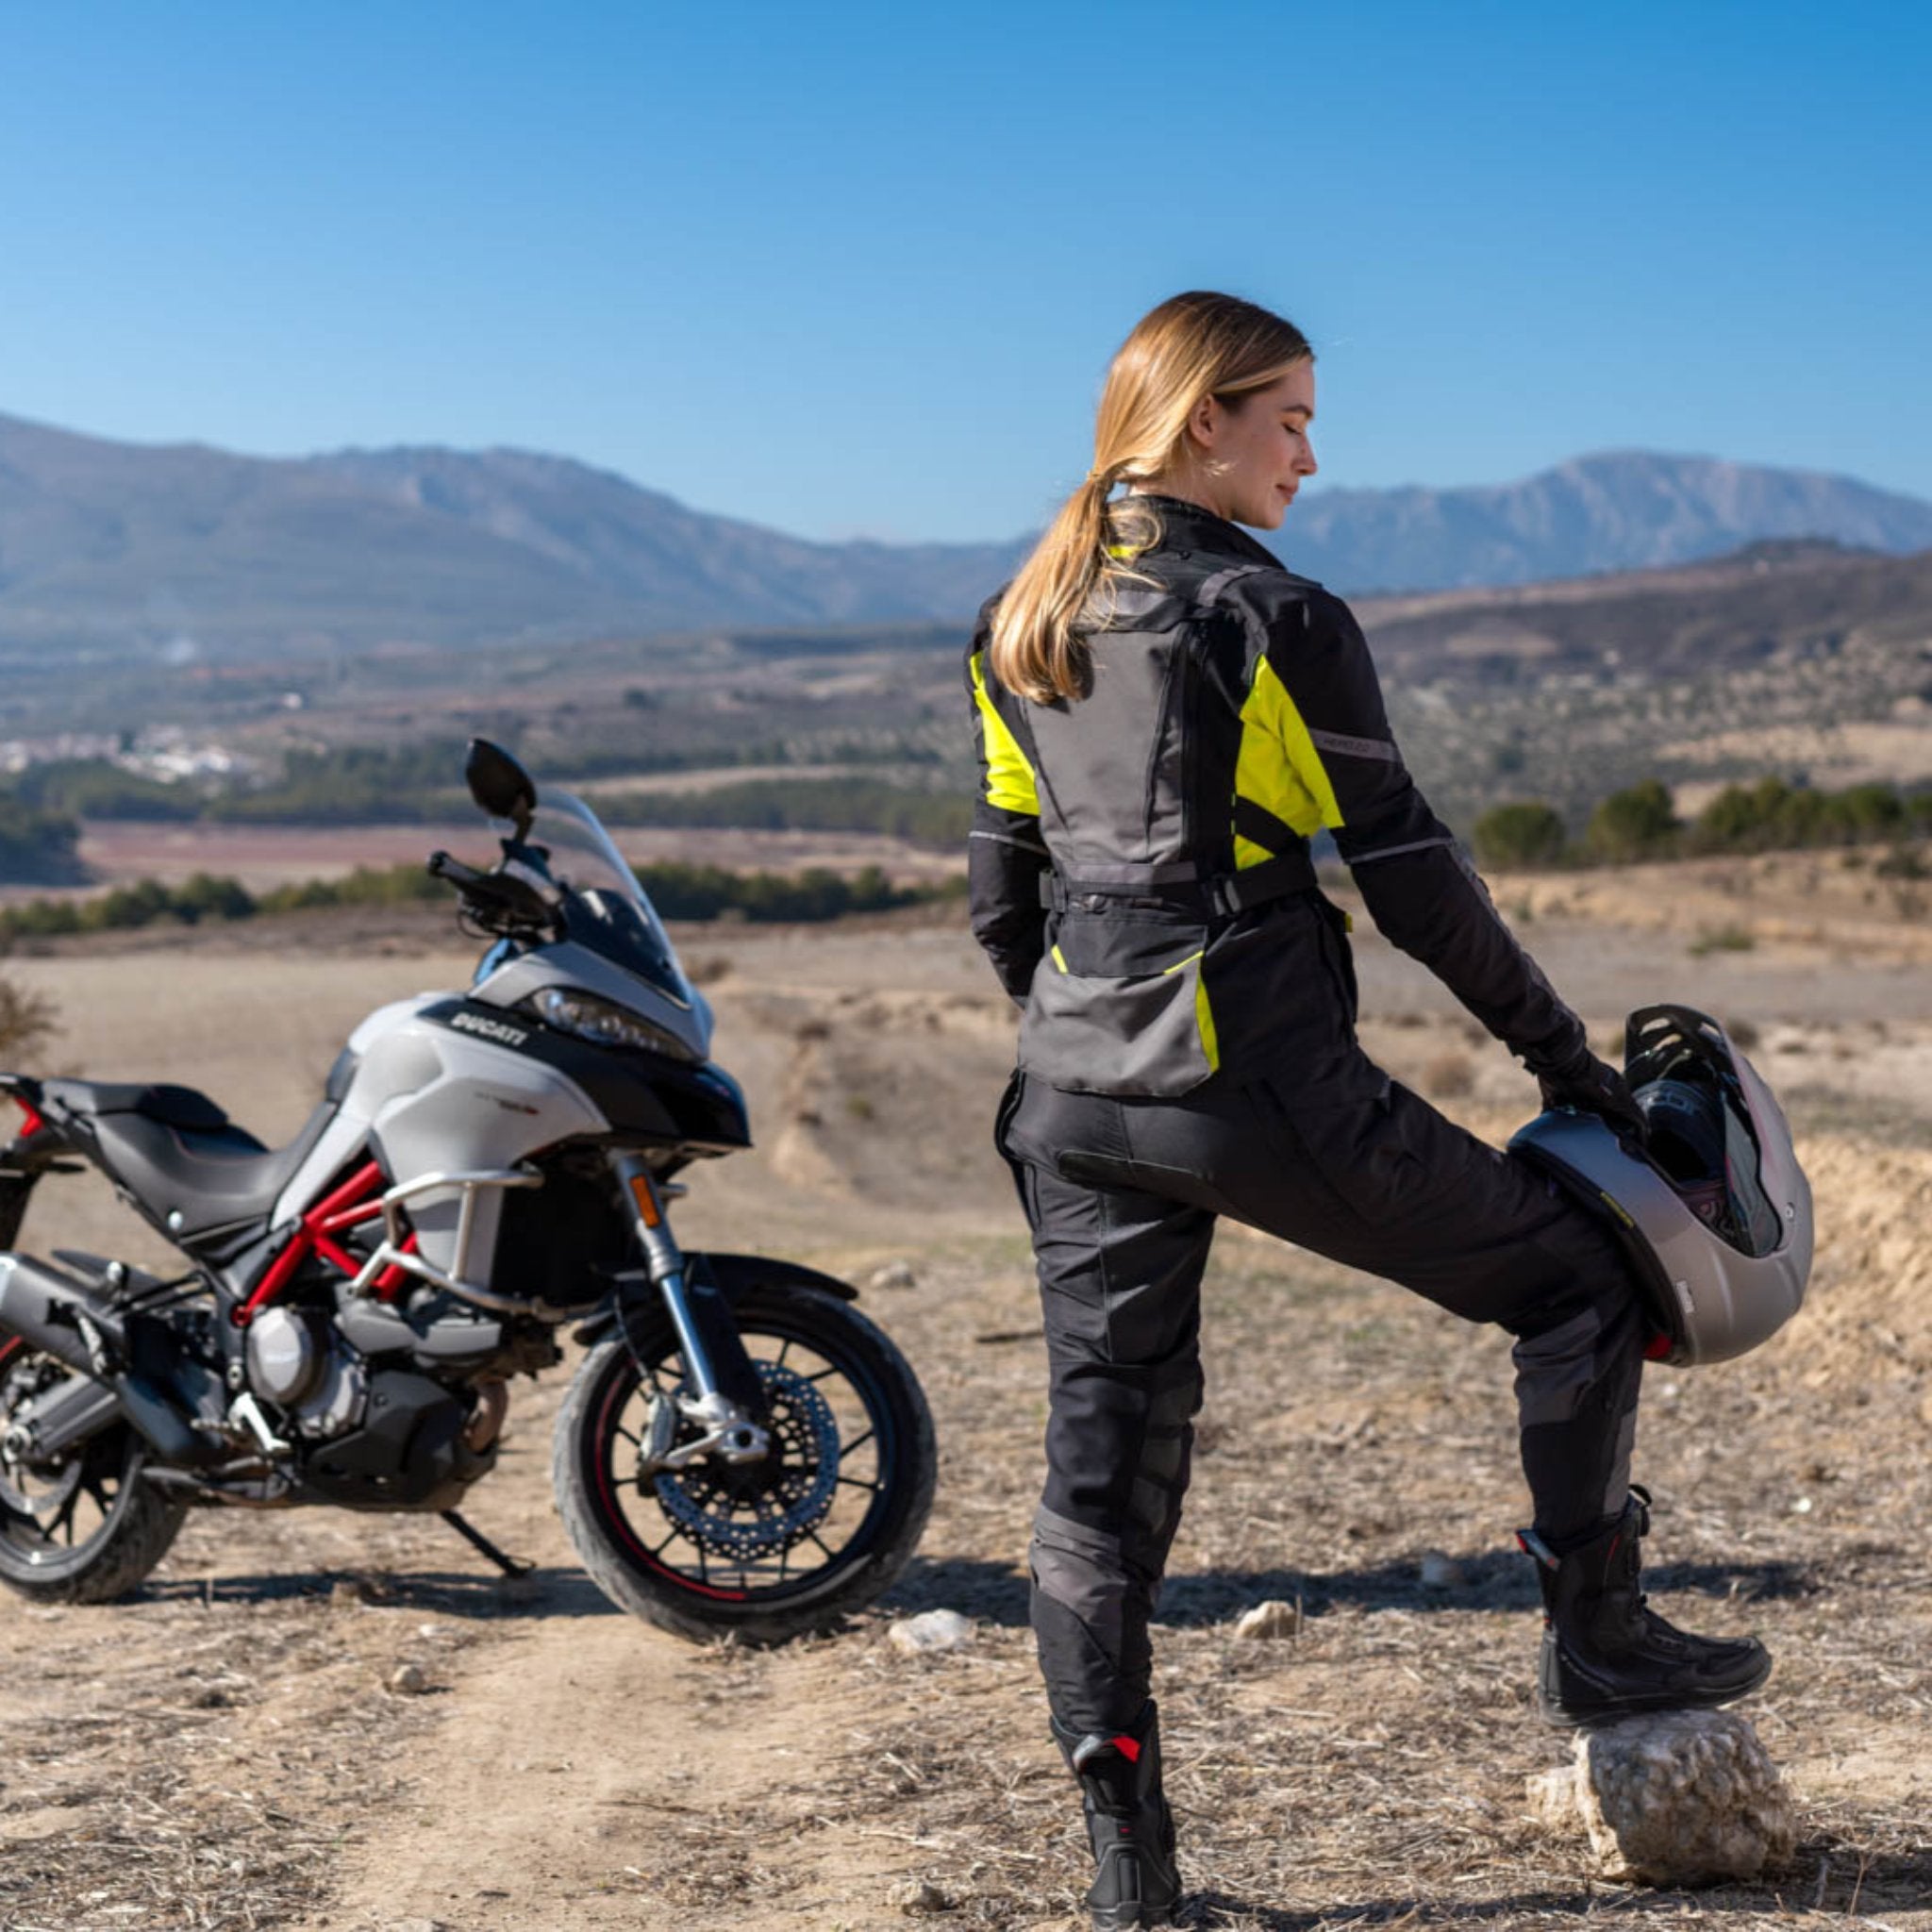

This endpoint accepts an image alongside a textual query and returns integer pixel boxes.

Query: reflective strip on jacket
[965,495,1587,1096]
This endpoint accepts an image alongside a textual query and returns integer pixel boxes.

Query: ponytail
[987,469,1116,704]
[988,291,1311,706]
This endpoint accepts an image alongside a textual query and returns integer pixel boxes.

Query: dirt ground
[0,862,1927,1931]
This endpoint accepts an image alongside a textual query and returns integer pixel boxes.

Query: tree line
[1473,776,1932,871]
[0,859,944,944]
[3,751,965,841]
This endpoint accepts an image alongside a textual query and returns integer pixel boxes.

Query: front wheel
[553,1284,936,1643]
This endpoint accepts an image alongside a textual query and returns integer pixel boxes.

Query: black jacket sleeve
[1249,583,1589,1072]
[964,618,1050,1003]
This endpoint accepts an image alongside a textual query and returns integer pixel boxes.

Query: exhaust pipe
[0,1255,224,1468]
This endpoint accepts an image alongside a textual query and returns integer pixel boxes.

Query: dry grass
[1,908,1928,1929]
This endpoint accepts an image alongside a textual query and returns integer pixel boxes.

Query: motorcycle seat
[79,1099,339,1243]
[40,1079,236,1132]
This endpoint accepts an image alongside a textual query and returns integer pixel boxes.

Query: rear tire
[554,1284,935,1644]
[0,1341,187,1603]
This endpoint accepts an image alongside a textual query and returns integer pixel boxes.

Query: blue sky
[2,2,1927,541]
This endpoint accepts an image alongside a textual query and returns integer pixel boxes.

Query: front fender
[571,1249,858,1347]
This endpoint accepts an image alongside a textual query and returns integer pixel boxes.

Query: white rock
[1528,1708,1795,1886]
[1524,1765,1578,1830]
[889,1877,954,1915]
[387,1662,429,1696]
[867,1259,919,1291]
[1232,1598,1303,1641]
[889,1608,974,1656]
[1418,1550,1465,1589]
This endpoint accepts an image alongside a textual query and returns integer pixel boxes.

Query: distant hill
[1286,452,1932,593]
[1352,538,1932,683]
[2,411,1930,661]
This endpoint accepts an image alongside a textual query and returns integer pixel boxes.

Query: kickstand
[441,1508,537,1578]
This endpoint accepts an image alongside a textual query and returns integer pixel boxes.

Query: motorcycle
[0,741,936,1641]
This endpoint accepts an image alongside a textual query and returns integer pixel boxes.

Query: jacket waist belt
[1038,845,1317,920]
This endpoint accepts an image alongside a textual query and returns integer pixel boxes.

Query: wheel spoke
[841,1427,875,1457]
[835,1474,881,1495]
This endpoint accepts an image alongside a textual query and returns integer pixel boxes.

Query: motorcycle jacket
[967,494,1589,1096]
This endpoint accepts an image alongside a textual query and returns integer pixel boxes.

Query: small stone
[382,1920,446,1932]
[1232,1598,1303,1641]
[867,1259,919,1291]
[388,1663,430,1695]
[1548,1709,1795,1886]
[888,1609,974,1656]
[1524,1763,1579,1829]
[1418,1550,1465,1590]
[889,1878,954,1916]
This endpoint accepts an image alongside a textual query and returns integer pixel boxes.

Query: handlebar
[426,849,558,937]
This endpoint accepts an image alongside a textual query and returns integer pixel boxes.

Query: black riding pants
[996,1049,1647,1738]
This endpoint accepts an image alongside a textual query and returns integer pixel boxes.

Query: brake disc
[643,1359,841,1562]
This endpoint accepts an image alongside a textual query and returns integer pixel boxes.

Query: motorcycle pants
[998,1054,1647,1738]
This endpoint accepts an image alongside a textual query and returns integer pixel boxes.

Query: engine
[239,1296,538,1512]
[242,1307,366,1437]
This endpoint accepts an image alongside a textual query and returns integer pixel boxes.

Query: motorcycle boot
[1520,1486,1773,1726]
[1049,1702,1181,1930]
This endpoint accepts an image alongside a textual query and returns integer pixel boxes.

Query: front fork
[607,1153,770,1467]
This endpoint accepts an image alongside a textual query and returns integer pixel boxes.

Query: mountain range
[3,410,1930,660]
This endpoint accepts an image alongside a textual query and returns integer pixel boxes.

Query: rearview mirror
[465,739,537,837]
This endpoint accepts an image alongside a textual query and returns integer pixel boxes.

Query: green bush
[1690,776,1923,856]
[1472,801,1570,870]
[0,798,86,886]
[1586,778,1680,863]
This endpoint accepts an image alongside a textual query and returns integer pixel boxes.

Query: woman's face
[1173,363,1318,529]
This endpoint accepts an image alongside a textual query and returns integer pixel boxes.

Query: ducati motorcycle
[0,741,936,1641]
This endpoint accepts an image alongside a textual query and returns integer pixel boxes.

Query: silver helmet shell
[1509,1005,1812,1367]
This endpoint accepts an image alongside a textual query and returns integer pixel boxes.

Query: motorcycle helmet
[1509,1005,1812,1366]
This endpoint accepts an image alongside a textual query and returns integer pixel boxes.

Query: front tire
[553,1284,936,1643]
[0,1341,187,1604]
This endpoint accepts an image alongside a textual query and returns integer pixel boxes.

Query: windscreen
[522,793,694,1009]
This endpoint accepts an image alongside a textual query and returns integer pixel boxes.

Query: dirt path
[4,904,1930,1930]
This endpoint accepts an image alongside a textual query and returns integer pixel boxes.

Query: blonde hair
[989,291,1313,704]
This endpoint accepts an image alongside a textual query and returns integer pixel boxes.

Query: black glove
[1537,1046,1649,1144]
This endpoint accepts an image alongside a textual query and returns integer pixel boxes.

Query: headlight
[523,987,700,1063]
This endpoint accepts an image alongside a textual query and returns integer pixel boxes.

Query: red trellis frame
[232,1158,419,1327]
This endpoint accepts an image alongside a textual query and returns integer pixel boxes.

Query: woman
[967,291,1770,1930]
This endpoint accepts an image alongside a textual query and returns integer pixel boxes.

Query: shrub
[1585,779,1680,863]
[1472,801,1569,870]
[0,975,57,1060]
[1689,924,1757,957]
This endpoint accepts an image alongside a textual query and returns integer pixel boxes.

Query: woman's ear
[1185,391,1221,453]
